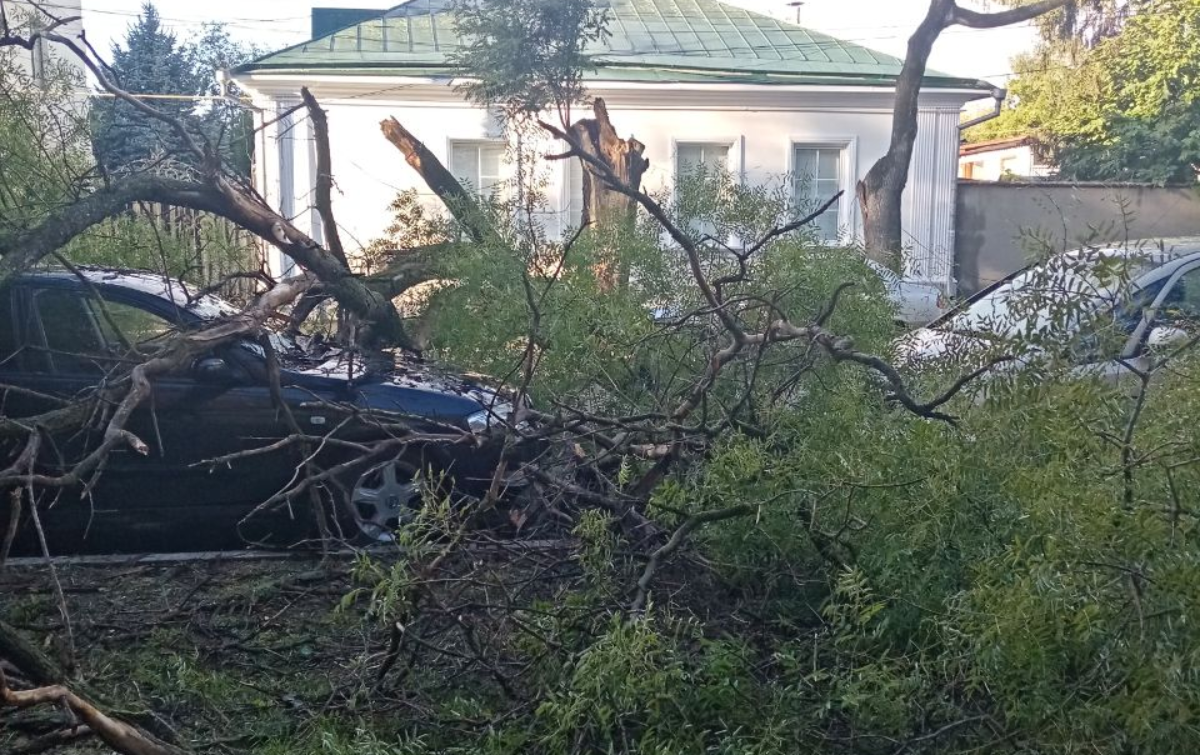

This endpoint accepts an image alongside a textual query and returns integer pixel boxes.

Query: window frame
[787,136,858,244]
[563,156,586,233]
[1126,260,1200,356]
[447,138,508,200]
[671,138,741,185]
[670,137,744,242]
[27,286,109,374]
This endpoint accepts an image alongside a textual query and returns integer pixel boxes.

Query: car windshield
[940,251,1154,340]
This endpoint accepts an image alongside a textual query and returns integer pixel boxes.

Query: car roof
[14,267,240,321]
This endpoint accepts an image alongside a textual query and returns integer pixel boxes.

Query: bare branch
[744,191,845,256]
[301,87,349,268]
[951,0,1073,29]
[0,667,193,755]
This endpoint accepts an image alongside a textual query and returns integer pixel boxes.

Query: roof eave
[232,61,993,92]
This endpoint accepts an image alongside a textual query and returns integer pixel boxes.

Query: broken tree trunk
[565,98,649,288]
[380,117,493,244]
[570,98,649,232]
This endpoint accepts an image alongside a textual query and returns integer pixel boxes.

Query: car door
[1126,262,1200,360]
[14,282,313,509]
[1082,262,1200,385]
[79,288,333,513]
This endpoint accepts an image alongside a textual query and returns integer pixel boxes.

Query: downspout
[948,88,1006,298]
[959,87,1007,132]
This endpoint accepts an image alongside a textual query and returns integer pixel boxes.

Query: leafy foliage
[450,0,609,121]
[0,30,91,241]
[969,0,1200,184]
[90,2,260,176]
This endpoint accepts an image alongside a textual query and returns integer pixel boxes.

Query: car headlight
[466,401,513,433]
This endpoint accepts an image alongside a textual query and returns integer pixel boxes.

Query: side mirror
[1147,326,1191,352]
[194,356,235,383]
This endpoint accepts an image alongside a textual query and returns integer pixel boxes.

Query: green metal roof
[236,0,990,91]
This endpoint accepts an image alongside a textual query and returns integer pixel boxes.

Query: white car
[896,239,1200,383]
[864,259,949,328]
[649,259,948,328]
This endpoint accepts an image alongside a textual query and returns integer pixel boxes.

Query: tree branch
[951,0,1073,29]
[0,667,193,755]
[380,116,492,243]
[301,87,349,268]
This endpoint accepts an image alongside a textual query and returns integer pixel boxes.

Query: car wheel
[340,454,431,544]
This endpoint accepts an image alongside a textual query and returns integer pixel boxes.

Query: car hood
[893,327,1032,374]
[289,349,501,405]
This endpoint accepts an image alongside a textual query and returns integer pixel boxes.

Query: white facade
[959,138,1054,182]
[235,73,982,291]
[3,0,85,86]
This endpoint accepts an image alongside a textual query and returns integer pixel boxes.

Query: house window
[792,146,843,241]
[567,157,585,230]
[1000,156,1019,176]
[450,141,505,198]
[676,142,730,179]
[676,142,732,238]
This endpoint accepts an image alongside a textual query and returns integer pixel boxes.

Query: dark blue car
[0,268,519,553]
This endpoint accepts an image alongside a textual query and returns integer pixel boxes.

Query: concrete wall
[955,181,1200,296]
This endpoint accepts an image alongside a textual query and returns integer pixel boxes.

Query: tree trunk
[572,98,648,229]
[857,166,906,262]
[568,98,648,288]
[857,0,950,266]
[857,0,1073,267]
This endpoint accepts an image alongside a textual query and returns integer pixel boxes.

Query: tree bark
[570,98,648,231]
[0,174,413,349]
[380,117,493,244]
[858,0,1073,265]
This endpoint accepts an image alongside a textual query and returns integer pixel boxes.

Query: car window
[1154,265,1200,326]
[943,252,1153,340]
[30,288,107,374]
[1071,277,1168,363]
[91,298,175,354]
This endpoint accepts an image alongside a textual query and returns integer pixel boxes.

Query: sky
[76,0,1038,85]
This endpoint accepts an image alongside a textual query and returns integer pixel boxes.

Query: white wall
[241,77,977,290]
[958,145,1052,182]
[3,0,85,85]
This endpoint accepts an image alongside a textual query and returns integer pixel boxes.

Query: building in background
[959,136,1055,181]
[232,0,995,291]
[3,0,85,86]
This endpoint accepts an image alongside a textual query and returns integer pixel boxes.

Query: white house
[959,135,1055,181]
[231,0,993,292]
[4,0,85,86]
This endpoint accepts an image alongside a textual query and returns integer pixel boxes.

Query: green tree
[450,0,608,123]
[91,3,201,173]
[91,3,260,177]
[970,0,1200,184]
